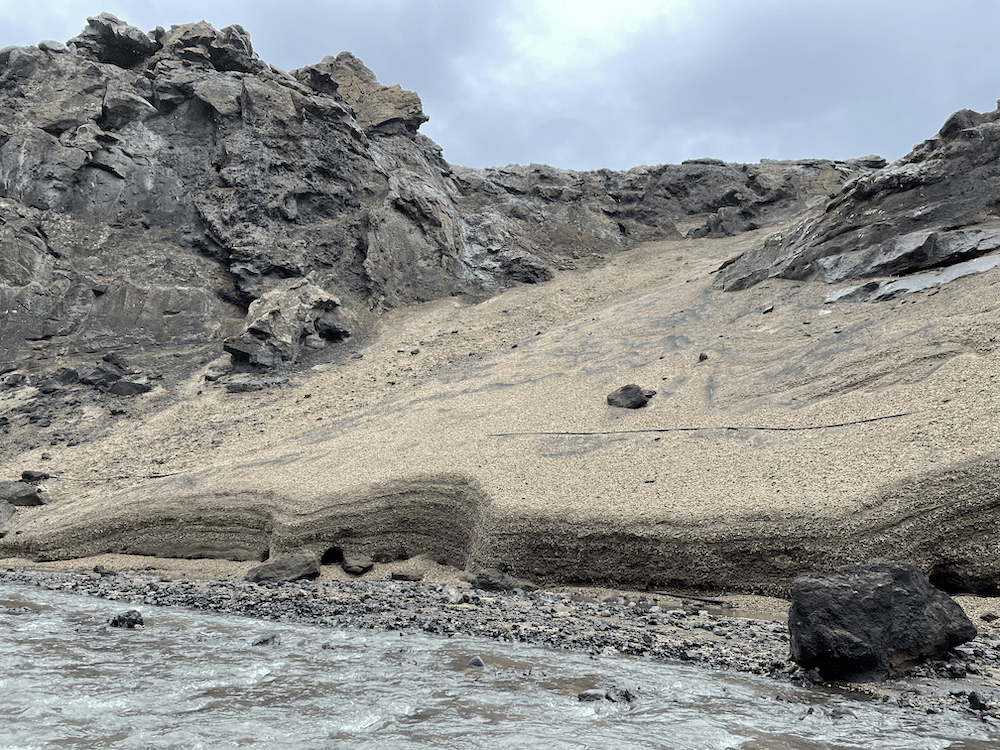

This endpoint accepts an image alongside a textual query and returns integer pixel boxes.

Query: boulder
[577,686,638,703]
[245,554,321,584]
[223,277,352,367]
[2,374,27,389]
[108,609,144,628]
[789,560,977,681]
[106,379,152,396]
[225,377,265,393]
[341,554,374,576]
[0,480,46,506]
[473,568,537,592]
[79,361,127,388]
[607,384,656,409]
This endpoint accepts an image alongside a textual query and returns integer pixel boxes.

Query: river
[0,585,996,749]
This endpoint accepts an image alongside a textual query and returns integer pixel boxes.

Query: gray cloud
[0,0,997,169]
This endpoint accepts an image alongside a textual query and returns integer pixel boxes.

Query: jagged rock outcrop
[223,276,352,366]
[717,103,1000,296]
[297,52,428,136]
[451,156,879,255]
[0,14,863,371]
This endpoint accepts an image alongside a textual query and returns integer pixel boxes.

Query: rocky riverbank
[3,566,1000,724]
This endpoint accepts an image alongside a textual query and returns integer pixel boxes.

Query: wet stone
[109,609,143,628]
[252,632,280,647]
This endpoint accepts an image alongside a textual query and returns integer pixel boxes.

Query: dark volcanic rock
[295,52,427,136]
[577,686,638,703]
[108,609,143,628]
[80,361,127,388]
[225,377,265,393]
[789,560,977,681]
[223,277,352,366]
[391,571,423,582]
[0,481,46,506]
[69,12,161,67]
[245,555,321,584]
[474,568,537,592]
[607,384,656,409]
[717,105,1000,294]
[341,554,374,576]
[0,14,858,371]
[106,379,152,396]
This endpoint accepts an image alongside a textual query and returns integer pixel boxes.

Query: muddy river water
[0,585,997,749]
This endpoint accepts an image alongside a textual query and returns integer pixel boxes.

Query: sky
[1,0,998,171]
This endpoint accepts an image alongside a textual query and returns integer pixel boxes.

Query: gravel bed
[4,566,1000,722]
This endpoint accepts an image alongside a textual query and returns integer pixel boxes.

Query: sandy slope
[2,225,999,595]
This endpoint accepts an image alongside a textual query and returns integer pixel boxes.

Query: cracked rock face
[715,104,1000,295]
[224,277,352,367]
[0,13,861,371]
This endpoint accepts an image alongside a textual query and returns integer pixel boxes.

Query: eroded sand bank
[2,228,999,594]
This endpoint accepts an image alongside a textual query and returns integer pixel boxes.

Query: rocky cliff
[717,104,1000,299]
[0,13,876,371]
[3,15,1000,598]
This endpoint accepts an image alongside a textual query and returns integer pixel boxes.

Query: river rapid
[1,582,998,749]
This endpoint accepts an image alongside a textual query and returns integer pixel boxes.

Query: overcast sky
[2,1,998,170]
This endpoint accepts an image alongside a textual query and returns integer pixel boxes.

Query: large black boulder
[789,560,977,681]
